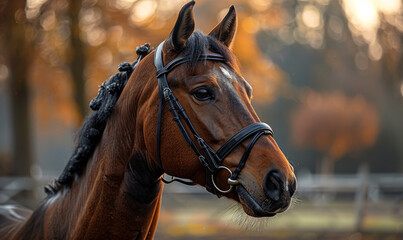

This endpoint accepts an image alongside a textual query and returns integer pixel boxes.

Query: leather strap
[153,41,274,196]
[230,131,266,180]
[216,122,272,163]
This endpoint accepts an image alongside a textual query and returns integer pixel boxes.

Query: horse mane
[45,44,151,196]
[181,31,232,70]
[44,32,232,196]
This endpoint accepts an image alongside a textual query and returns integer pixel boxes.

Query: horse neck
[20,65,163,240]
[62,114,163,239]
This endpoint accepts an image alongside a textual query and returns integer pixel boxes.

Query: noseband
[154,42,273,196]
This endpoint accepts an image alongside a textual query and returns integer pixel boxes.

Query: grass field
[155,191,403,240]
[1,178,402,239]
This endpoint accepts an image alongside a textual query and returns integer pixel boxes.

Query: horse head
[129,1,297,217]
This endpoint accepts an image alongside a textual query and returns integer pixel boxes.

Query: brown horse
[0,1,296,239]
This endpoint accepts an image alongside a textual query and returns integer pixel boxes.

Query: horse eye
[192,88,214,101]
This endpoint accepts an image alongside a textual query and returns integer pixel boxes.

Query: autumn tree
[0,0,88,174]
[0,1,34,175]
[68,0,87,120]
[259,0,403,170]
[26,0,288,127]
[291,91,379,175]
[1,0,287,176]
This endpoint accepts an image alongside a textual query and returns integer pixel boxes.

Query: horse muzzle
[235,168,297,217]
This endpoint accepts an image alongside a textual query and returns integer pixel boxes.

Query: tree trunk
[68,0,87,123]
[1,1,33,176]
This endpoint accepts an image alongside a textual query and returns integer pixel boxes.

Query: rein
[154,41,273,196]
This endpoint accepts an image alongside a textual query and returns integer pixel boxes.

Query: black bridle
[154,41,273,195]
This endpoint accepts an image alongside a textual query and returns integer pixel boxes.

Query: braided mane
[44,32,231,196]
[45,44,151,196]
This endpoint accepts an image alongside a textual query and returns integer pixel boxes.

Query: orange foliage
[233,13,286,103]
[27,0,287,130]
[291,91,379,158]
[30,56,81,128]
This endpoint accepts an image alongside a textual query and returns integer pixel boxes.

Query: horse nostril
[263,168,285,202]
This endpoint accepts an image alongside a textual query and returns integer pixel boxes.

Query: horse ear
[208,6,237,47]
[167,1,195,52]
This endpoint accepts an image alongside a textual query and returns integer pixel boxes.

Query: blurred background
[0,0,402,239]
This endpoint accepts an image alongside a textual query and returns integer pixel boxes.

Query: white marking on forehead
[213,66,237,94]
[220,66,232,80]
[214,66,235,92]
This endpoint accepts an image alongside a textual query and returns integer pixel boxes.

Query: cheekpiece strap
[153,41,274,197]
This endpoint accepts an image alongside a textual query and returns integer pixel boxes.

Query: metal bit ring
[211,166,235,193]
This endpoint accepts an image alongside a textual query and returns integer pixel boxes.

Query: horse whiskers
[289,196,302,210]
[223,196,300,231]
[224,203,273,232]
